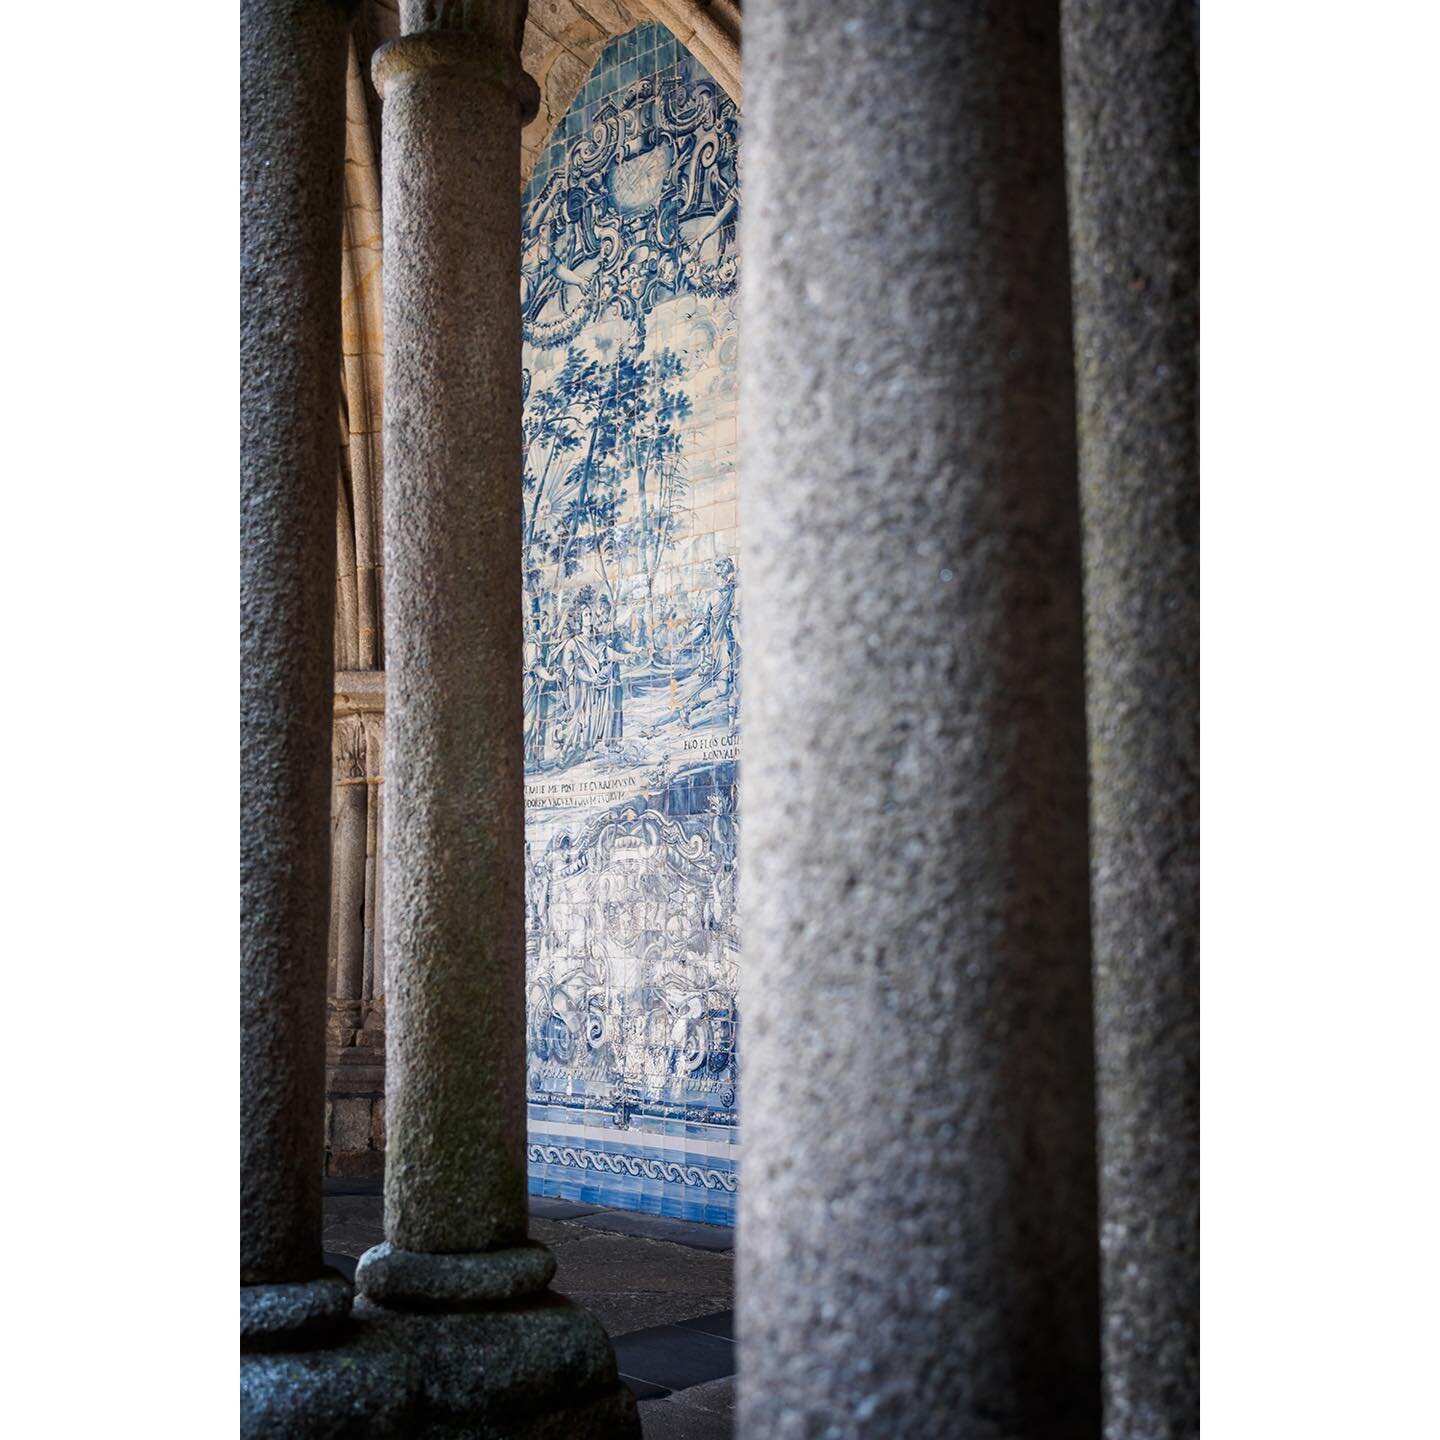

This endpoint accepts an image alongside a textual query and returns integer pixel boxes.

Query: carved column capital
[400,0,528,45]
[240,0,354,1359]
[373,27,540,123]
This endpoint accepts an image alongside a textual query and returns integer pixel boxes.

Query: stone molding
[334,667,385,714]
[356,1239,557,1305]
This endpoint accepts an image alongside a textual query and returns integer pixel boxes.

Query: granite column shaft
[240,0,353,1312]
[1062,5,1201,1436]
[365,1,535,1263]
[739,3,1101,1437]
[341,12,638,1432]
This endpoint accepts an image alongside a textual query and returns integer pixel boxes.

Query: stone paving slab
[567,1290,733,1340]
[568,1208,734,1254]
[675,1310,733,1341]
[539,1230,733,1298]
[529,1195,603,1221]
[636,1376,735,1440]
[613,1317,735,1393]
[529,1215,601,1249]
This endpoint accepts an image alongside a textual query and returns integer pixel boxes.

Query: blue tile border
[527,1133,737,1226]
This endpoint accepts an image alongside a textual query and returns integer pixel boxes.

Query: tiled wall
[519,24,740,1224]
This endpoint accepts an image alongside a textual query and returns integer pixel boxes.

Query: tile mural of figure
[517,24,740,1224]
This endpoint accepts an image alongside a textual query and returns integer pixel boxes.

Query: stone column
[739,4,1101,1438]
[327,713,368,1046]
[366,0,534,1267]
[350,4,637,1431]
[1062,5,1200,1437]
[240,0,354,1345]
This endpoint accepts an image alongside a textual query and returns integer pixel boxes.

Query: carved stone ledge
[335,668,385,715]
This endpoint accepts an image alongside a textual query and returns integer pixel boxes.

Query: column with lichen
[240,0,355,1357]
[350,2,639,1431]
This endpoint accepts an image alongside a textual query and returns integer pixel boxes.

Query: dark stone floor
[322,1180,735,1438]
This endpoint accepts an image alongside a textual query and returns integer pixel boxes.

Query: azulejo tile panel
[518,24,740,1224]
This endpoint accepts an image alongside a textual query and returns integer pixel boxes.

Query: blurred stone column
[1062,5,1200,1437]
[352,3,636,1431]
[240,0,354,1347]
[739,3,1101,1438]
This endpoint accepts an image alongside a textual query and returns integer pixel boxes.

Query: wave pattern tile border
[518,23,740,1224]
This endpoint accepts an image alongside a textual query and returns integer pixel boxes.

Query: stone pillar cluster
[241,0,1198,1434]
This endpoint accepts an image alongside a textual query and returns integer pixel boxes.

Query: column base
[240,1292,640,1438]
[241,1273,352,1350]
[355,1239,555,1306]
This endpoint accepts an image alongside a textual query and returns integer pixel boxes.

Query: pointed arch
[519,1,740,185]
